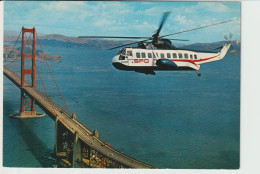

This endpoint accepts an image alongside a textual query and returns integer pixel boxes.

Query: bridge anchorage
[4,27,154,168]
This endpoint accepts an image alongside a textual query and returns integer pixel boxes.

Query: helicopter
[79,12,233,76]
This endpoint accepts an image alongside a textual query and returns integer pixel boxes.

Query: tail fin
[218,42,231,60]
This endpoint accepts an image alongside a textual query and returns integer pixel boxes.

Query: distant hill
[4,30,132,49]
[180,41,240,55]
[4,30,20,36]
[4,30,240,53]
[3,45,61,62]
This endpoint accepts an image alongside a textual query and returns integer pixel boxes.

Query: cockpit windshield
[117,48,126,55]
[117,49,127,60]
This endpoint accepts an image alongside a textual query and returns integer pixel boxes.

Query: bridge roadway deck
[3,67,153,168]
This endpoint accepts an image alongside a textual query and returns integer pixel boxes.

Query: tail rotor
[229,32,233,40]
[223,32,237,53]
[223,33,229,41]
[223,32,233,42]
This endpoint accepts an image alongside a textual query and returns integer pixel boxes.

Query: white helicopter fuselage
[112,42,231,75]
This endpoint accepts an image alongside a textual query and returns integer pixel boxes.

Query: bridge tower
[20,27,36,117]
[11,27,44,118]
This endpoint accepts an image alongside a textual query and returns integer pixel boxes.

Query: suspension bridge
[3,27,153,168]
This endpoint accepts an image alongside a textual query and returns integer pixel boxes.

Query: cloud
[4,1,240,42]
[143,7,162,16]
[94,18,116,27]
[134,21,157,33]
[41,1,87,12]
[197,2,230,12]
[175,15,188,25]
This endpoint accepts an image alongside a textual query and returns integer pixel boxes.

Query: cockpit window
[122,49,126,55]
[117,49,122,55]
[117,49,126,55]
[136,52,141,58]
[119,55,125,60]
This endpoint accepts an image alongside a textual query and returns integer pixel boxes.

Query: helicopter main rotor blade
[154,11,171,37]
[229,32,233,40]
[160,19,234,38]
[168,38,189,41]
[78,36,151,39]
[79,35,188,41]
[108,39,151,50]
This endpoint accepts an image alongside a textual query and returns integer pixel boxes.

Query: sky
[4,1,240,43]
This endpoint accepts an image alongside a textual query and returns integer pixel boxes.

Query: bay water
[3,45,240,168]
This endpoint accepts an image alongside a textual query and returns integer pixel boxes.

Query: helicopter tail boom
[197,42,231,65]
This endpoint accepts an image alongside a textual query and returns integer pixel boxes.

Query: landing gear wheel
[196,71,201,77]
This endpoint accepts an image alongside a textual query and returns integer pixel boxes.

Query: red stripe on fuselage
[170,54,219,67]
[193,54,219,62]
[170,59,198,67]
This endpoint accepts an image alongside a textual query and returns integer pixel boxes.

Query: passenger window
[190,54,193,59]
[136,52,140,58]
[173,53,177,58]
[127,51,132,56]
[160,53,165,58]
[184,53,188,59]
[178,53,183,59]
[141,52,146,58]
[167,53,171,59]
[194,54,197,59]
[148,53,152,58]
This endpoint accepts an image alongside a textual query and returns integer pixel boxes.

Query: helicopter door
[126,50,133,65]
[126,50,133,59]
[147,52,154,67]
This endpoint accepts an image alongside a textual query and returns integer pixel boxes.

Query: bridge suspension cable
[36,32,72,116]
[4,29,22,66]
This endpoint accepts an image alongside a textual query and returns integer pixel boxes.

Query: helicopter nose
[112,55,124,70]
[112,55,119,63]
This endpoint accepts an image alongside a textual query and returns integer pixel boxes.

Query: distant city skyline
[4,1,240,44]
